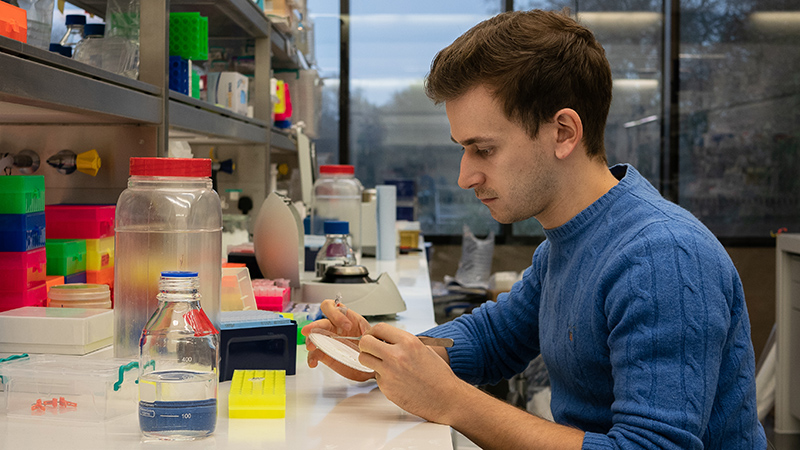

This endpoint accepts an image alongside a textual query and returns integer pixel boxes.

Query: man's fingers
[320,299,354,334]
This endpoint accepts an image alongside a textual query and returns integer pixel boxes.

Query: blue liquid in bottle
[138,370,217,439]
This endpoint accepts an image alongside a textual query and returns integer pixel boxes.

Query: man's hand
[357,322,469,424]
[301,298,374,382]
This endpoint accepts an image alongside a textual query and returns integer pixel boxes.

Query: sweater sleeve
[422,242,549,385]
[583,222,733,450]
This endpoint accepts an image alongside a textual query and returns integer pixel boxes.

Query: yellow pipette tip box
[228,369,286,419]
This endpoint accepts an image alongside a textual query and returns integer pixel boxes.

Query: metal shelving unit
[169,92,269,145]
[270,129,297,152]
[0,36,160,124]
[73,0,272,38]
[0,0,308,206]
[37,0,304,150]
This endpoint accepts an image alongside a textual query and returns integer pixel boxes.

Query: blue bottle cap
[323,220,349,235]
[48,43,72,58]
[65,14,87,26]
[161,271,199,278]
[83,23,105,37]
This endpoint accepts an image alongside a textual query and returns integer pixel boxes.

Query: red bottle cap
[129,157,212,177]
[319,165,354,175]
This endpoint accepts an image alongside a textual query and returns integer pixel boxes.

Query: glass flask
[314,220,357,278]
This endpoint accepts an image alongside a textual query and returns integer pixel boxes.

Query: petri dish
[307,329,374,373]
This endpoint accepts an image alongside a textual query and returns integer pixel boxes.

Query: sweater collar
[542,164,637,243]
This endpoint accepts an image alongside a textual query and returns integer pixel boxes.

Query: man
[303,9,766,450]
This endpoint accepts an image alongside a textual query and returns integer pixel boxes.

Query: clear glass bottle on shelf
[315,220,357,278]
[138,271,219,441]
[104,0,140,79]
[58,14,86,51]
[73,22,139,79]
[72,23,105,68]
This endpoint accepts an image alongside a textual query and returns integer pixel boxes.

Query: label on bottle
[139,399,217,434]
[184,310,219,337]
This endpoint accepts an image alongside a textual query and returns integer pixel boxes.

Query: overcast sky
[309,0,502,105]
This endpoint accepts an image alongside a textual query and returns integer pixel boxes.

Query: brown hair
[425,9,612,161]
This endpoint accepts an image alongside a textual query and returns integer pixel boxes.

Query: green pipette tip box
[0,175,44,214]
[169,12,209,60]
[45,239,87,276]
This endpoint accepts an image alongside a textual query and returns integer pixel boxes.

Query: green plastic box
[169,12,209,60]
[0,176,45,214]
[45,239,87,276]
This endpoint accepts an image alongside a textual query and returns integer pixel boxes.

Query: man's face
[446,85,559,224]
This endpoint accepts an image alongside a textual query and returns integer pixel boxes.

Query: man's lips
[478,197,497,204]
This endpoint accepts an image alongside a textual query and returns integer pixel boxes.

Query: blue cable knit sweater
[425,165,766,449]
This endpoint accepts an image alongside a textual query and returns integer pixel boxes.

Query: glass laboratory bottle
[114,157,222,359]
[73,22,138,79]
[311,165,363,262]
[103,0,140,79]
[315,220,357,278]
[72,23,105,67]
[58,14,86,51]
[139,271,219,441]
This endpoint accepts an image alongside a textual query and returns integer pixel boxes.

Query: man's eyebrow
[450,135,494,146]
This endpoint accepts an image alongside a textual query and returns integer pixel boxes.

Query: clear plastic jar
[113,157,222,359]
[314,220,357,278]
[138,271,219,441]
[48,283,111,309]
[310,165,363,261]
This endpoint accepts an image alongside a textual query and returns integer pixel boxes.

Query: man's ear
[553,108,583,160]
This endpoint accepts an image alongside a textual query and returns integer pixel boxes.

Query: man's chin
[488,207,536,225]
[488,210,514,224]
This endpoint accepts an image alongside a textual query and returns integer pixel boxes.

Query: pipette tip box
[0,211,46,252]
[0,306,112,355]
[219,310,297,381]
[44,204,115,240]
[0,175,44,214]
[228,369,286,419]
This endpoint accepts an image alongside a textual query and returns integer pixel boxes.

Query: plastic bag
[454,224,494,289]
[508,355,553,421]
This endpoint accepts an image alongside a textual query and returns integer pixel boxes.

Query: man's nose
[457,152,483,190]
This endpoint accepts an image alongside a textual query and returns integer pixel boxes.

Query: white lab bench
[0,252,454,449]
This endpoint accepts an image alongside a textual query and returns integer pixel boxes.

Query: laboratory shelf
[69,0,303,68]
[169,92,268,145]
[171,0,271,38]
[0,36,161,125]
[71,0,271,38]
[270,26,308,70]
[270,129,297,152]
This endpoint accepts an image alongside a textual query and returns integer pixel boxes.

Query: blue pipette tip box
[219,310,297,381]
[220,310,291,329]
